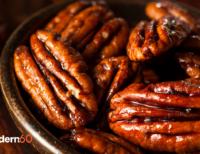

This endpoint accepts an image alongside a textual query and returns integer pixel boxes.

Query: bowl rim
[1,0,200,154]
[0,1,79,154]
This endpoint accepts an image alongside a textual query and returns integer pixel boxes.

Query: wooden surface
[0,0,200,154]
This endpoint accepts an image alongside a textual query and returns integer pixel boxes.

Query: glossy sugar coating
[146,1,200,35]
[126,15,191,61]
[60,127,144,154]
[109,81,200,153]
[14,30,98,130]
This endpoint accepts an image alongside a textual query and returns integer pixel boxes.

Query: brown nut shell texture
[60,127,143,154]
[109,81,200,153]
[126,15,191,61]
[14,30,98,130]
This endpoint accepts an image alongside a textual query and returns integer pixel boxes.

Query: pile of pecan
[14,1,200,153]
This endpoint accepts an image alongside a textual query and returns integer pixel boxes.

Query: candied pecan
[45,1,114,34]
[127,15,191,61]
[75,27,100,51]
[145,1,200,35]
[14,46,74,130]
[45,1,91,33]
[60,127,143,154]
[90,56,134,131]
[109,81,200,153]
[82,18,129,71]
[176,52,200,78]
[91,56,133,106]
[14,30,98,130]
[61,5,114,46]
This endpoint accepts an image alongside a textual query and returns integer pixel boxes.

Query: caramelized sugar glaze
[13,0,200,153]
[109,81,200,153]
[60,127,144,154]
[126,15,191,61]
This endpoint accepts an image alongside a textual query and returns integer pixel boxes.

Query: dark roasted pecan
[176,52,200,78]
[90,56,134,131]
[145,1,200,35]
[60,127,143,154]
[14,30,98,130]
[109,81,200,153]
[126,15,191,61]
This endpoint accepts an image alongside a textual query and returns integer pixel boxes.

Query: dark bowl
[1,0,200,154]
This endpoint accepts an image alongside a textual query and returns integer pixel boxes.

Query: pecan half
[126,15,191,61]
[90,56,134,131]
[109,81,200,153]
[145,1,200,35]
[60,127,143,154]
[82,18,129,72]
[45,1,91,32]
[45,1,114,35]
[14,46,74,130]
[61,5,114,46]
[14,30,98,130]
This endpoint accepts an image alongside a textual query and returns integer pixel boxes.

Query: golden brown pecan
[14,46,74,130]
[45,1,91,32]
[109,81,200,153]
[60,127,143,154]
[14,30,98,130]
[126,15,191,61]
[61,5,114,46]
[45,1,114,34]
[145,1,200,35]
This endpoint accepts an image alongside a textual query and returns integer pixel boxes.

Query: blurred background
[0,0,199,154]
